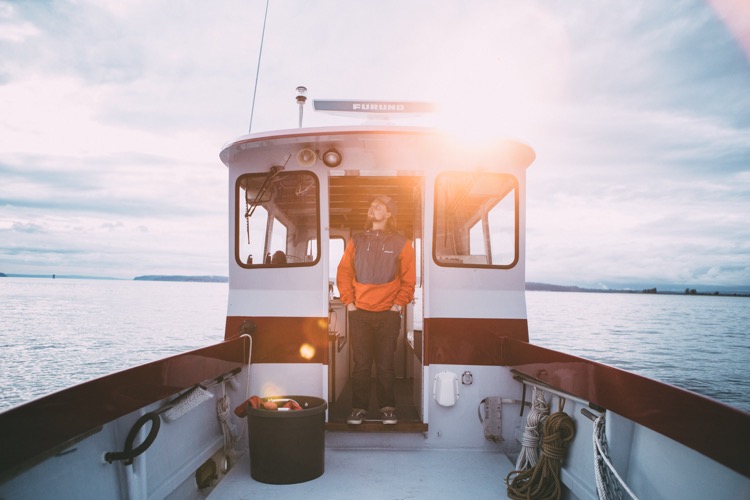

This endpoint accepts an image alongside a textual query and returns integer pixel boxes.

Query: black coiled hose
[104,411,161,465]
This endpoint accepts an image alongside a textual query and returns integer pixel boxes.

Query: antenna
[248,0,271,133]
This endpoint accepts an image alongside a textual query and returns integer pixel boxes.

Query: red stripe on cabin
[424,317,528,365]
[225,316,328,364]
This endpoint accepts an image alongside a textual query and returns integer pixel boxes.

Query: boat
[1,94,748,500]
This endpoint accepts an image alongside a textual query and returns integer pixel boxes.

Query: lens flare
[260,383,283,397]
[299,343,316,360]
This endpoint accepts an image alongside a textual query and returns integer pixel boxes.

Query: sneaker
[347,408,367,425]
[381,407,397,425]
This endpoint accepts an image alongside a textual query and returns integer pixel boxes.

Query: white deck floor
[209,447,514,499]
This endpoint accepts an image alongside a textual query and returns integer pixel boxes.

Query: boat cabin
[220,118,535,433]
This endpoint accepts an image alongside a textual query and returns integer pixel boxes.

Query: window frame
[432,171,520,269]
[235,170,321,269]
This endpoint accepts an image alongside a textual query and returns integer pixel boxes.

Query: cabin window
[236,171,320,267]
[433,172,518,268]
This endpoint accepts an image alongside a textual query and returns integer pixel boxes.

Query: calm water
[1,278,748,412]
[0,278,226,412]
[527,291,750,412]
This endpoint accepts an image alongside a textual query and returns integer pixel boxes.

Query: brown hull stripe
[225,316,328,364]
[424,317,529,365]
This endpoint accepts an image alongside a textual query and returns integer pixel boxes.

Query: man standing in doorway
[337,195,416,425]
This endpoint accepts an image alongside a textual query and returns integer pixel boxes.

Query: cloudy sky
[1,0,748,289]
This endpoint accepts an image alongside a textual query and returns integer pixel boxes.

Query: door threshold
[326,421,428,433]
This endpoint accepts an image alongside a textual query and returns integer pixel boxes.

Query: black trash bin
[246,395,327,484]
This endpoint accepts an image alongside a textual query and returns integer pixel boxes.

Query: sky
[0,0,749,289]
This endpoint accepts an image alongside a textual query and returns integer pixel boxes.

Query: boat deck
[209,446,514,499]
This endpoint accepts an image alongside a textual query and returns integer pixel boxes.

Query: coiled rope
[216,392,234,453]
[216,378,246,473]
[506,401,575,500]
[216,334,253,473]
[593,415,639,499]
[515,387,550,470]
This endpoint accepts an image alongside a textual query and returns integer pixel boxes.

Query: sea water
[0,278,226,411]
[527,290,749,411]
[1,278,748,412]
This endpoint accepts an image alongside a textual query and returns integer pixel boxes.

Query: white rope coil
[216,392,234,455]
[515,387,550,470]
[216,335,252,473]
[216,377,247,473]
[593,415,639,500]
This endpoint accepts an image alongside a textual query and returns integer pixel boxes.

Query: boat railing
[503,337,750,479]
[0,335,251,482]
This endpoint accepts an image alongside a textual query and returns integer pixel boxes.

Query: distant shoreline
[133,275,228,283]
[1,273,747,296]
[0,273,227,283]
[525,282,750,298]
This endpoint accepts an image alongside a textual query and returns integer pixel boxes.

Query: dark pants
[348,309,401,410]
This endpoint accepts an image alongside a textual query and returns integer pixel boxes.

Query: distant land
[526,282,750,297]
[1,273,121,280]
[133,275,228,283]
[1,273,747,296]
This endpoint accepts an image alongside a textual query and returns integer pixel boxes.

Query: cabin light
[296,148,317,167]
[322,149,342,168]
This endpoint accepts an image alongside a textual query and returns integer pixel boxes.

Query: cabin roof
[219,125,536,170]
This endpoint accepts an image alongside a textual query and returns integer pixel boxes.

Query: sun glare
[427,4,570,144]
[260,383,284,398]
[299,343,316,360]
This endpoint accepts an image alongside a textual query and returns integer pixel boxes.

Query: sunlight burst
[299,343,316,360]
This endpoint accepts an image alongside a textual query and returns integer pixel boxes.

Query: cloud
[0,3,40,44]
[10,222,44,234]
[0,0,748,287]
[526,165,750,287]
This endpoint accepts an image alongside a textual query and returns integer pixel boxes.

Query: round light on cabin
[296,148,317,167]
[322,149,342,168]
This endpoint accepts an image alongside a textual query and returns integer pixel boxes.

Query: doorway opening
[326,173,425,430]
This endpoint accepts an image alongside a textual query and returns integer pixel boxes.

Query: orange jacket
[336,231,416,312]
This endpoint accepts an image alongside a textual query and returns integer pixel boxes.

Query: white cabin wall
[226,162,329,319]
[247,363,325,400]
[423,365,525,450]
[227,288,323,318]
[421,166,529,322]
[225,162,329,402]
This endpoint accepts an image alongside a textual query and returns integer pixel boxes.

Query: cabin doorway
[327,173,425,428]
